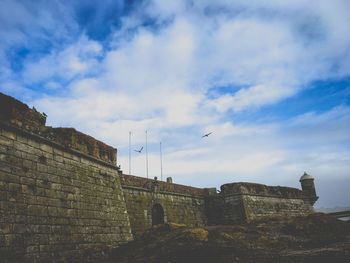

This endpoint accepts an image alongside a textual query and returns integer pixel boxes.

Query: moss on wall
[0,124,132,262]
[242,195,313,222]
[122,186,207,237]
[204,192,225,225]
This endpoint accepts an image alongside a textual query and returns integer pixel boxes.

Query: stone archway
[152,203,164,226]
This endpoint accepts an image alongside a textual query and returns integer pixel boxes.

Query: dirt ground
[68,213,349,263]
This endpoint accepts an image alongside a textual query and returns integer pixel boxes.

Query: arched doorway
[152,203,164,226]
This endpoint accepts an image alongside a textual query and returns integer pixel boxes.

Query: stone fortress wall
[220,182,316,224]
[120,174,208,237]
[0,93,134,262]
[0,92,318,262]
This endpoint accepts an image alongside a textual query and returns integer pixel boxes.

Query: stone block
[0,223,11,234]
[15,215,27,224]
[20,176,35,186]
[26,245,39,253]
[48,207,58,217]
[36,179,51,189]
[34,187,45,197]
[37,163,48,173]
[0,171,20,183]
[47,166,57,175]
[0,181,8,191]
[37,234,49,245]
[27,205,48,217]
[47,197,63,207]
[51,183,62,191]
[25,195,37,205]
[16,134,29,144]
[0,190,8,201]
[9,183,21,193]
[54,154,64,163]
[72,154,80,162]
[5,233,23,246]
[39,143,53,154]
[13,141,31,154]
[0,234,5,246]
[63,151,73,159]
[1,130,16,140]
[12,223,27,233]
[21,185,35,195]
[0,136,14,148]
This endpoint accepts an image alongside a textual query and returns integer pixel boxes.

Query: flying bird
[134,146,144,153]
[202,132,212,138]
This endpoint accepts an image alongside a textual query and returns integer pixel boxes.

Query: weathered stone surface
[0,92,46,132]
[120,174,206,196]
[0,92,116,164]
[122,186,207,237]
[221,182,304,198]
[0,125,132,262]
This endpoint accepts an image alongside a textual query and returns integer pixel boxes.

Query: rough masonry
[0,92,318,262]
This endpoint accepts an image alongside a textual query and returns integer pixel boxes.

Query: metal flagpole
[160,142,163,181]
[145,130,149,179]
[129,131,131,175]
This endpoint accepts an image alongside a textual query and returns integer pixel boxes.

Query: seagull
[134,146,144,153]
[202,132,212,138]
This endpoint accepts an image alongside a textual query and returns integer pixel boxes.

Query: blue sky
[1,0,350,208]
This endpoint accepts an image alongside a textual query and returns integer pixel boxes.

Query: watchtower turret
[300,172,318,205]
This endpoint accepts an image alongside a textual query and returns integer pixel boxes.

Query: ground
[64,213,349,263]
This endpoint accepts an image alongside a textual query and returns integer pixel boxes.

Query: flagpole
[160,141,163,181]
[129,131,131,175]
[145,130,149,179]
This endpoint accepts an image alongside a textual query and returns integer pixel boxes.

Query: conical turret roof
[300,172,313,181]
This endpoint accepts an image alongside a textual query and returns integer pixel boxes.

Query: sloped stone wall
[221,182,314,223]
[0,123,132,262]
[242,195,313,222]
[0,92,117,165]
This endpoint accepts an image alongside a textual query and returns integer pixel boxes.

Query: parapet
[0,92,116,164]
[220,182,304,199]
[0,92,46,131]
[120,174,206,196]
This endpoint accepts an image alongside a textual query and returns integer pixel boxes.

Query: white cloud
[207,84,296,112]
[22,36,102,84]
[2,0,350,207]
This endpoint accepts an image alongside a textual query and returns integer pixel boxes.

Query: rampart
[0,93,132,262]
[0,93,116,165]
[0,92,318,262]
[120,174,207,237]
[220,182,315,224]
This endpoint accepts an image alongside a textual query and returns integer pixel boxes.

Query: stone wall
[242,195,313,222]
[0,93,46,133]
[120,174,207,237]
[221,182,314,223]
[0,123,132,262]
[0,92,117,165]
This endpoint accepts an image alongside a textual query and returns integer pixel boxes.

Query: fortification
[0,93,132,262]
[0,92,318,262]
[120,174,207,237]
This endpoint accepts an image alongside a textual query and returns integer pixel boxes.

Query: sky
[1,0,350,208]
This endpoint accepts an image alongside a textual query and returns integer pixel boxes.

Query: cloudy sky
[1,0,350,208]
